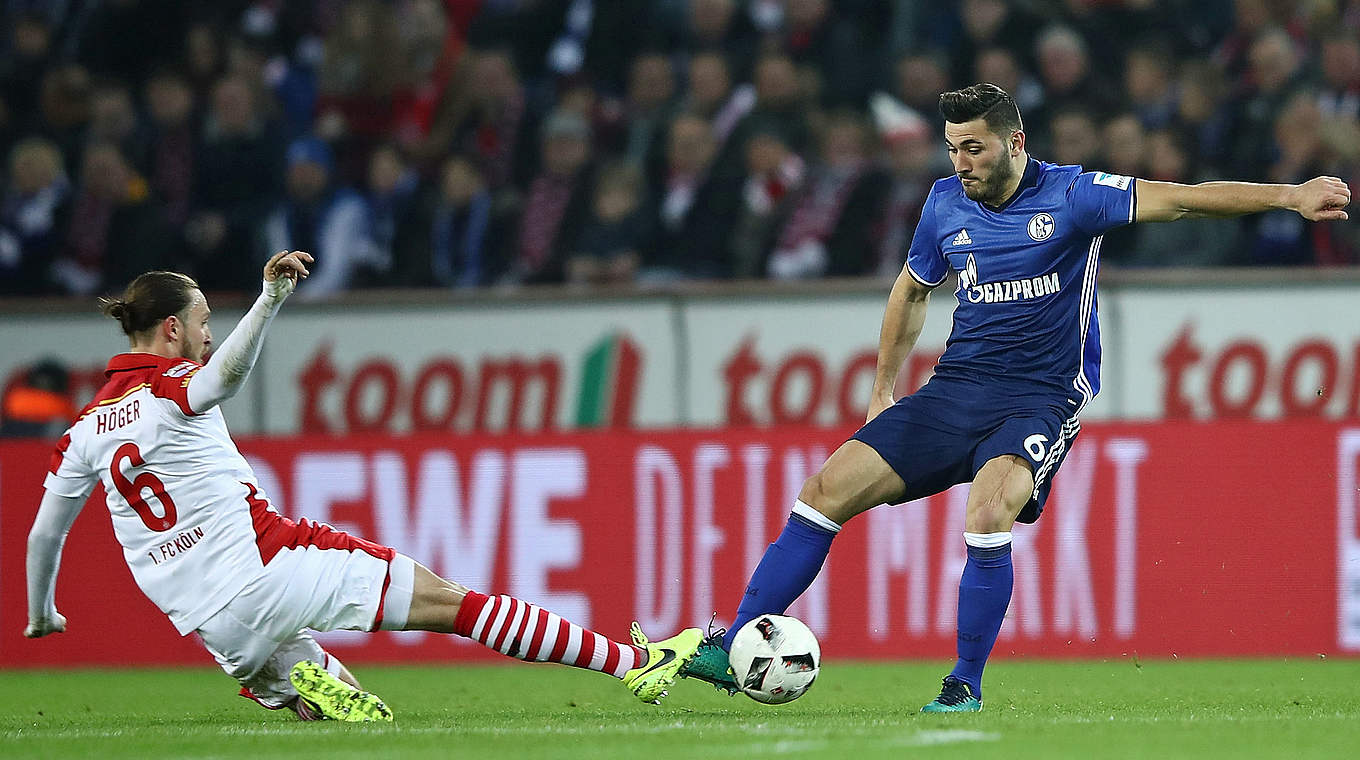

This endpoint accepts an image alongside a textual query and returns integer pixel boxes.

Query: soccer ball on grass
[727,614,820,704]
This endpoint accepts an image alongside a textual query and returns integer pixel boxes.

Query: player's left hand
[24,612,67,639]
[265,250,314,283]
[1290,176,1351,221]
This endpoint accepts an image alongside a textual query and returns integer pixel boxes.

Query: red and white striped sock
[452,591,647,679]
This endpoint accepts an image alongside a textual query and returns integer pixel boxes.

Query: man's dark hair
[938,83,1024,135]
[98,271,200,337]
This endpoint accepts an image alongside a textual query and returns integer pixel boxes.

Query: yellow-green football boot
[289,660,394,722]
[622,623,703,704]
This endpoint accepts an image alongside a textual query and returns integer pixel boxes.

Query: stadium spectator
[1226,27,1310,181]
[1317,30,1360,121]
[1175,59,1234,173]
[1244,92,1350,265]
[776,0,877,107]
[620,52,678,182]
[34,64,92,175]
[870,96,934,277]
[364,144,420,273]
[683,50,754,150]
[1032,24,1118,132]
[664,0,759,81]
[188,75,283,291]
[86,80,143,170]
[1102,113,1148,178]
[1046,106,1102,168]
[0,137,70,295]
[504,109,594,284]
[767,112,888,278]
[718,52,812,180]
[0,359,73,439]
[894,51,951,130]
[646,112,736,280]
[424,47,528,192]
[392,154,499,289]
[316,0,407,148]
[183,23,226,102]
[728,128,805,279]
[142,70,198,230]
[567,161,649,286]
[946,0,1039,88]
[972,46,1043,118]
[55,142,170,296]
[1124,40,1180,130]
[263,136,383,299]
[1,13,56,137]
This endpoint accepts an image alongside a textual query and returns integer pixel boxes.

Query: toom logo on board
[1158,327,1360,419]
[719,335,944,427]
[295,332,642,434]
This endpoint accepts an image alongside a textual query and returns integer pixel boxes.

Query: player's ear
[163,314,180,342]
[1010,129,1026,156]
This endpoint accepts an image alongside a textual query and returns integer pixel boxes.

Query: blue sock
[948,539,1014,699]
[723,504,839,651]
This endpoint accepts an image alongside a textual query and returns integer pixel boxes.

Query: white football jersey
[44,353,284,634]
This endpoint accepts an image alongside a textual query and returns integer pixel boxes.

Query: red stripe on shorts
[245,482,395,565]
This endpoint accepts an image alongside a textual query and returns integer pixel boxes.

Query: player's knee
[965,504,1013,533]
[797,472,828,507]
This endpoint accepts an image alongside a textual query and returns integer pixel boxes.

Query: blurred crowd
[1,0,1359,300]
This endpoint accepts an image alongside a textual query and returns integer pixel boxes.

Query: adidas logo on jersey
[952,229,972,246]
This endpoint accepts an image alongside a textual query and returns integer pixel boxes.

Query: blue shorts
[851,377,1080,523]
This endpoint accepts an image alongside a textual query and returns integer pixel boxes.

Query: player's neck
[127,341,181,360]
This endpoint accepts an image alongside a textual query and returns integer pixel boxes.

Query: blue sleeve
[905,188,946,287]
[1067,171,1137,235]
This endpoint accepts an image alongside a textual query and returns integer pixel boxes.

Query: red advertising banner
[3,422,1358,669]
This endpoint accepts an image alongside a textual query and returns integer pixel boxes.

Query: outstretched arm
[26,490,88,638]
[1135,176,1351,223]
[186,251,312,412]
[867,266,932,422]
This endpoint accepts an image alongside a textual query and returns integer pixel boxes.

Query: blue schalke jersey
[906,158,1135,409]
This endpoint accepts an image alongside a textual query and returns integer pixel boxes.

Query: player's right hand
[24,612,66,638]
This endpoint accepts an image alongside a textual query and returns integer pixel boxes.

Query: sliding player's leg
[393,561,701,704]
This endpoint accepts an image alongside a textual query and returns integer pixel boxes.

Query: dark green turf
[1,659,1356,759]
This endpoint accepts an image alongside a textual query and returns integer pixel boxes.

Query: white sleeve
[186,278,293,413]
[27,489,88,623]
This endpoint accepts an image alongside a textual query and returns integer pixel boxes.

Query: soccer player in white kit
[25,251,701,721]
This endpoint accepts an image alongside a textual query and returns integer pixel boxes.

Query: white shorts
[196,546,416,708]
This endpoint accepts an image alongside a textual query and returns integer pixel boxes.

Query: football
[727,614,821,704]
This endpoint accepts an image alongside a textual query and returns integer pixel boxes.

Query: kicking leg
[726,440,906,648]
[683,440,905,692]
[923,453,1031,713]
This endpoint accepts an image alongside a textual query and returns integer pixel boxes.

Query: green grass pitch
[2,659,1357,759]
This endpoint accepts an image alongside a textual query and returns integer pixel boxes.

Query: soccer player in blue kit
[673,83,1352,711]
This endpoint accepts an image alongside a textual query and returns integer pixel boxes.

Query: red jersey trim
[243,483,396,566]
[74,383,150,422]
[47,432,73,475]
[99,353,203,416]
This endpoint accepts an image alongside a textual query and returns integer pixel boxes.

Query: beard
[960,151,1018,205]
